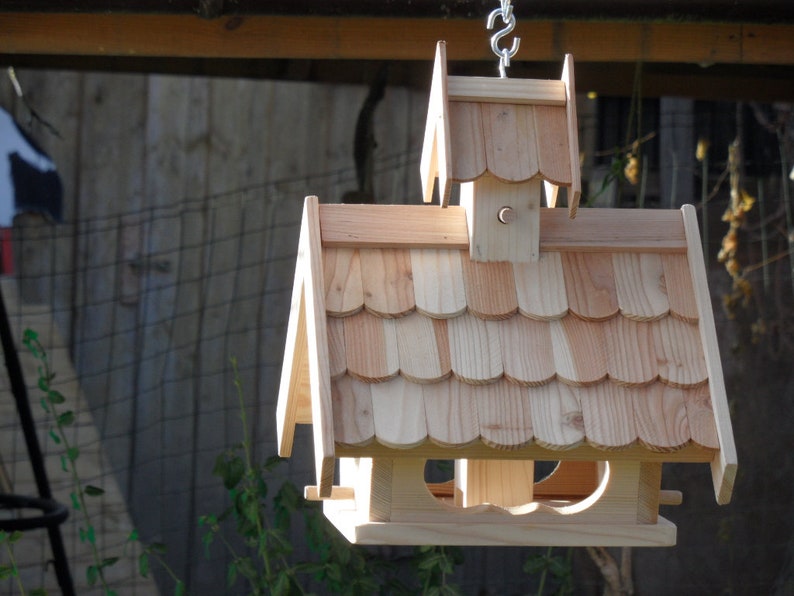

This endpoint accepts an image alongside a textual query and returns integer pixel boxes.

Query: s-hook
[487,0,521,78]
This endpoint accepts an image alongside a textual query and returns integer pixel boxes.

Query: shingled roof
[277,199,737,504]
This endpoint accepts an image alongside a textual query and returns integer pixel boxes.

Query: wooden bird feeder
[276,42,736,547]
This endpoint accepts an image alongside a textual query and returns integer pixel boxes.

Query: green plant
[523,547,573,595]
[0,530,47,596]
[22,329,183,595]
[414,545,462,596]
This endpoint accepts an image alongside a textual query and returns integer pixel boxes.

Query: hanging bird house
[276,41,736,547]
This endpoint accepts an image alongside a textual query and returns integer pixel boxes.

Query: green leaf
[60,455,70,473]
[67,446,79,461]
[48,430,61,444]
[29,589,49,596]
[101,557,119,569]
[23,328,39,343]
[127,529,139,542]
[138,552,150,578]
[174,580,186,596]
[38,377,50,392]
[86,564,99,586]
[86,525,96,545]
[70,492,81,511]
[149,542,167,554]
[9,531,23,544]
[48,390,66,405]
[226,561,238,587]
[106,590,118,596]
[85,485,105,497]
[0,565,16,580]
[56,411,75,426]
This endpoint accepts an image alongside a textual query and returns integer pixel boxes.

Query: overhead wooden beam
[2,13,794,65]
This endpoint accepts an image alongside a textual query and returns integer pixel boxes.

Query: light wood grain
[651,317,708,388]
[550,317,608,386]
[320,206,688,252]
[513,251,569,320]
[460,257,518,319]
[482,103,539,182]
[447,101,487,182]
[343,311,399,383]
[457,460,535,507]
[410,249,467,318]
[447,313,503,384]
[632,384,690,452]
[460,177,543,263]
[331,376,375,447]
[320,204,469,249]
[447,76,567,106]
[475,380,534,449]
[324,248,364,316]
[661,253,699,323]
[534,104,572,186]
[395,314,451,383]
[604,317,658,386]
[301,196,336,497]
[561,252,619,321]
[419,41,453,205]
[530,381,585,450]
[423,381,480,448]
[612,253,670,321]
[276,276,307,458]
[681,204,737,504]
[561,54,582,215]
[499,317,556,387]
[580,383,637,450]
[371,377,428,448]
[360,248,415,318]
[326,315,347,379]
[683,383,721,450]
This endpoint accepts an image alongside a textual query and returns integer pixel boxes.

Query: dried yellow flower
[696,138,710,162]
[624,154,639,185]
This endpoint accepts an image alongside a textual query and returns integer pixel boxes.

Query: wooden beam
[2,13,794,65]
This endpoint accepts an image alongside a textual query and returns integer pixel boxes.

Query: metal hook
[486,0,520,78]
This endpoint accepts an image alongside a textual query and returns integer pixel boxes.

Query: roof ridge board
[318,204,689,252]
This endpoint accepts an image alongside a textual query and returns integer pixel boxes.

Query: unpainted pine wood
[550,317,608,386]
[637,462,663,524]
[682,383,721,450]
[343,310,399,383]
[326,314,347,379]
[359,248,415,317]
[447,76,567,106]
[681,205,738,505]
[447,101,487,182]
[277,280,309,456]
[460,177,543,263]
[561,54,582,215]
[394,313,450,383]
[603,317,658,386]
[371,376,428,448]
[661,253,700,323]
[410,249,467,318]
[482,103,540,182]
[447,313,503,384]
[475,380,534,449]
[530,381,585,450]
[457,459,535,507]
[324,248,364,316]
[320,204,470,249]
[579,383,637,450]
[299,197,337,497]
[540,209,688,253]
[420,41,451,205]
[513,251,569,320]
[460,256,518,319]
[533,104,572,186]
[631,383,690,452]
[423,380,480,448]
[331,376,375,447]
[561,252,619,321]
[498,316,556,387]
[533,461,599,499]
[612,253,670,321]
[651,317,708,388]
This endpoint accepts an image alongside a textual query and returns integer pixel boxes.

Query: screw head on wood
[497,206,517,224]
